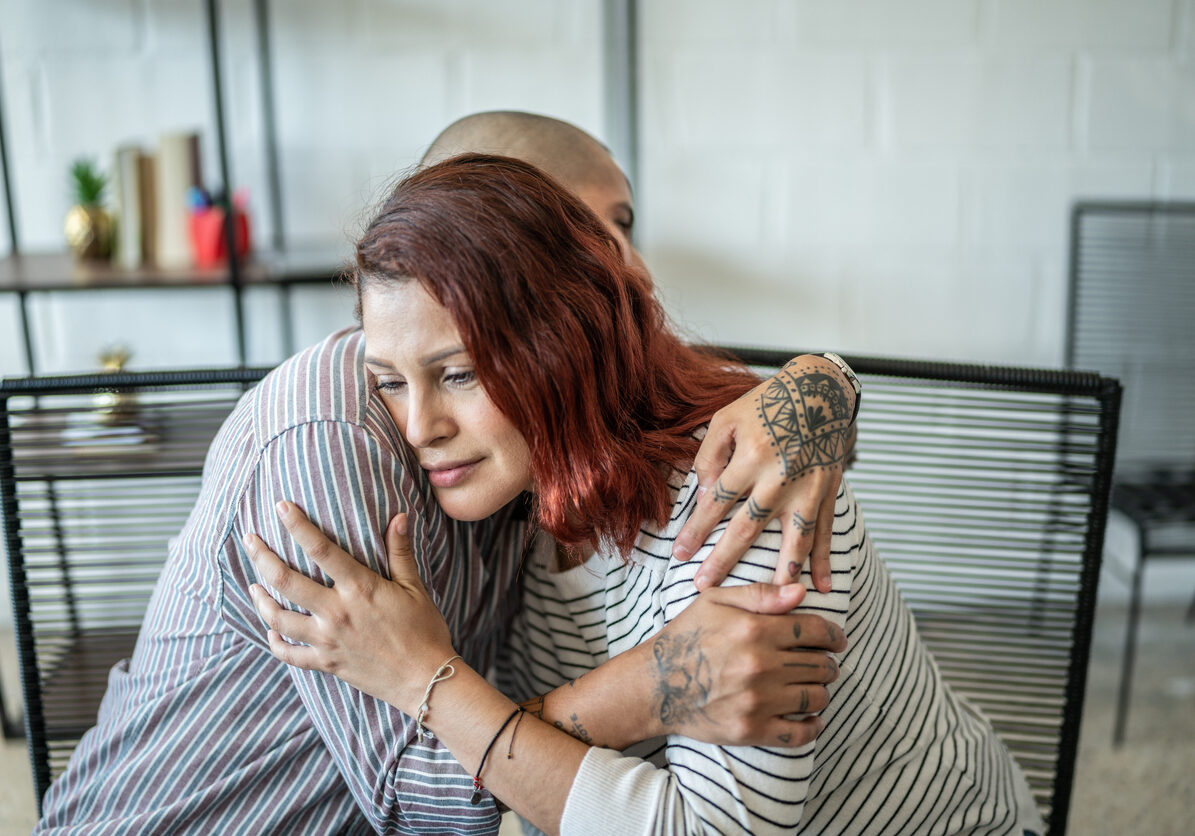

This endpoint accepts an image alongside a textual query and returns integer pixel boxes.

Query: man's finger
[275,500,360,581]
[788,612,848,653]
[703,580,806,614]
[245,532,332,610]
[773,503,818,585]
[808,480,840,594]
[764,715,825,748]
[691,410,735,489]
[782,650,839,684]
[674,472,749,562]
[693,500,776,590]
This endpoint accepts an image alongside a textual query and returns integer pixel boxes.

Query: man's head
[422,111,640,267]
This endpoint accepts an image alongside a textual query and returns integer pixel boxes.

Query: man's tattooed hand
[757,360,854,485]
[652,628,713,727]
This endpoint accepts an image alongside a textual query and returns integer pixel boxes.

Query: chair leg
[1113,545,1145,747]
[0,680,23,739]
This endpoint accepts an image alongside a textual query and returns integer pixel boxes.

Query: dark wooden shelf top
[0,249,351,292]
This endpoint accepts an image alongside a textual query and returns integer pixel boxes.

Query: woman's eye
[444,369,476,388]
[374,380,406,393]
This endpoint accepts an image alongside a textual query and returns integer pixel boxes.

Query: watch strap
[821,352,861,423]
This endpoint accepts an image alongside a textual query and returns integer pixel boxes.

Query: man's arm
[675,353,859,593]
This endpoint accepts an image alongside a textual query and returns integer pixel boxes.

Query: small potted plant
[64,158,113,260]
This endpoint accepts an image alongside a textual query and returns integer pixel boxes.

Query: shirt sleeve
[560,473,859,836]
[219,418,503,835]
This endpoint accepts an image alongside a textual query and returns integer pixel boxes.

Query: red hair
[355,154,757,555]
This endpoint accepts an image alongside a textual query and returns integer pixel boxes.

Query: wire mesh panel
[0,368,268,804]
[1067,202,1195,472]
[723,348,1120,836]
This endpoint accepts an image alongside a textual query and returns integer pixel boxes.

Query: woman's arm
[677,353,859,593]
[247,506,844,834]
[553,475,852,834]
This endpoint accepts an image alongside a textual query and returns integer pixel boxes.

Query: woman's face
[362,282,533,521]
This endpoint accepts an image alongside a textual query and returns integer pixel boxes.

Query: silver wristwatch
[821,352,861,423]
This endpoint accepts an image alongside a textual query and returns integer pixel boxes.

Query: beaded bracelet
[415,654,461,743]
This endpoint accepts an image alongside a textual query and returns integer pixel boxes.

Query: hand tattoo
[757,363,852,484]
[652,629,713,727]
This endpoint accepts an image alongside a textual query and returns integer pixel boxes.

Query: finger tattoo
[788,560,800,578]
[712,479,737,504]
[746,497,771,522]
[791,511,816,535]
[777,732,792,744]
[798,689,809,713]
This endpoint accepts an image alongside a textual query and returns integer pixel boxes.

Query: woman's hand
[244,501,453,715]
[674,355,857,593]
[640,582,846,748]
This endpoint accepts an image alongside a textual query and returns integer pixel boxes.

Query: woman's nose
[404,392,454,448]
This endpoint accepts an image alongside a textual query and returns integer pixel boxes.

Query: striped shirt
[36,328,526,835]
[499,468,1045,835]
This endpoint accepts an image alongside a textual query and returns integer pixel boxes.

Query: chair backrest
[0,367,269,808]
[2,357,1121,831]
[723,348,1121,836]
[1066,201,1195,475]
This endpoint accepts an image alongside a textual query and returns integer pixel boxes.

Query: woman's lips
[425,460,479,488]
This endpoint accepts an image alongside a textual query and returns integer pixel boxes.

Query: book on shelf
[111,145,143,270]
[154,131,202,269]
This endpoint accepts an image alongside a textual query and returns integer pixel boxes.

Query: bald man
[420,111,857,591]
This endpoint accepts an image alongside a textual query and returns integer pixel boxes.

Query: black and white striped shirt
[501,469,1044,835]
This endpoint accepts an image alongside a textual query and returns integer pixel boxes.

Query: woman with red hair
[247,154,1043,835]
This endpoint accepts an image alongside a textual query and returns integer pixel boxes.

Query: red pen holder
[189,207,251,269]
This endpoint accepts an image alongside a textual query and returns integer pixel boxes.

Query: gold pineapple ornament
[65,158,113,261]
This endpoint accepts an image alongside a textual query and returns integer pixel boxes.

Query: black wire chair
[1065,201,1195,746]
[3,357,1120,834]
[0,367,269,810]
[725,349,1120,836]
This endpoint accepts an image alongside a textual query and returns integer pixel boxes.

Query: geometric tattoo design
[757,366,852,484]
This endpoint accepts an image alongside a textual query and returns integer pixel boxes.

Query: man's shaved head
[421,111,640,266]
[422,111,620,192]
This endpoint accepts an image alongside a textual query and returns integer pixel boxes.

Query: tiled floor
[2,601,1192,835]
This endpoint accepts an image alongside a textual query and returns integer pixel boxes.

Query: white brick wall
[4,0,1192,374]
[639,0,1194,367]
